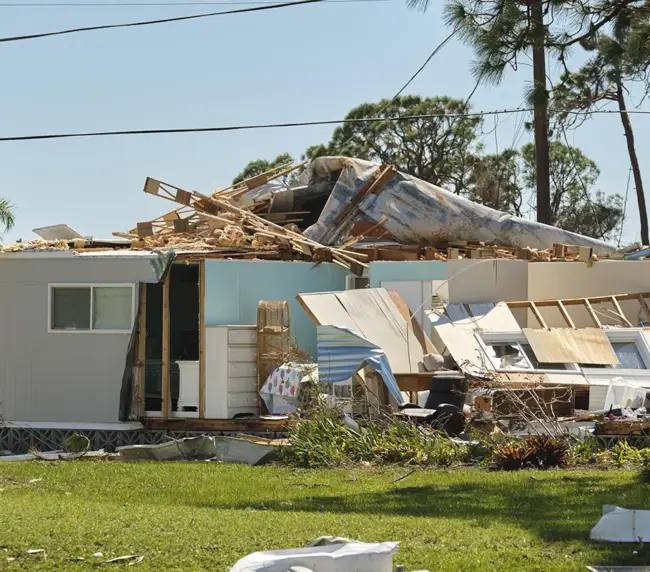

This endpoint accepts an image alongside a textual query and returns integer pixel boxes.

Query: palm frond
[0,198,15,232]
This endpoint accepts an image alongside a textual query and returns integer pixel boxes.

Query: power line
[1,107,649,142]
[0,0,322,43]
[334,29,457,152]
[389,30,457,101]
[0,0,387,5]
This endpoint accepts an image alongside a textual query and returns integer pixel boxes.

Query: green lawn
[0,462,649,571]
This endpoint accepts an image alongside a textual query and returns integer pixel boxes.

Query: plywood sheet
[523,328,619,365]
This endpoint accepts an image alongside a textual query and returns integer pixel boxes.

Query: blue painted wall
[369,261,447,287]
[204,260,350,357]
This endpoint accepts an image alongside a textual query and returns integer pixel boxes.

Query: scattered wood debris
[3,159,649,265]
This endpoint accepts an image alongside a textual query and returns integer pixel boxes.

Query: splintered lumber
[130,175,368,275]
[194,192,369,272]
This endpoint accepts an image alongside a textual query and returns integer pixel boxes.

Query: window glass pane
[484,343,531,370]
[612,341,646,370]
[92,287,132,331]
[51,287,90,330]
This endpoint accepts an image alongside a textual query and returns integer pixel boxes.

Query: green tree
[466,149,523,216]
[232,153,294,185]
[552,20,650,243]
[304,95,482,193]
[406,0,643,226]
[0,198,15,235]
[521,142,623,240]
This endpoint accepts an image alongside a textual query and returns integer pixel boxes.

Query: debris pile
[113,168,370,274]
[0,238,70,253]
[5,157,649,265]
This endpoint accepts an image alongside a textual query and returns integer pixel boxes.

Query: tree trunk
[531,0,551,225]
[615,77,649,245]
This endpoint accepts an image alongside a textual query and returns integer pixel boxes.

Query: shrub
[641,455,650,483]
[493,443,533,471]
[526,435,568,468]
[493,436,568,471]
[280,406,472,469]
[597,441,650,467]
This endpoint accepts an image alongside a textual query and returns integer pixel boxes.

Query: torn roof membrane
[302,157,617,256]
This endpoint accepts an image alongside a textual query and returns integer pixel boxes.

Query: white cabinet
[205,325,259,419]
[176,360,200,417]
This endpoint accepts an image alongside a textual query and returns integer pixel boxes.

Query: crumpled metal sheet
[302,157,617,255]
[116,435,279,465]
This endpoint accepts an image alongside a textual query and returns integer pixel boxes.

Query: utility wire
[0,0,322,43]
[333,29,458,153]
[1,107,649,142]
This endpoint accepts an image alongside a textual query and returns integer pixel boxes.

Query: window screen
[92,287,133,331]
[51,287,91,330]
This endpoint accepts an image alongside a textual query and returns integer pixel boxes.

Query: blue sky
[0,0,648,245]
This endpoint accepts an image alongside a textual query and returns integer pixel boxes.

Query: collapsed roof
[296,157,617,255]
[1,156,621,261]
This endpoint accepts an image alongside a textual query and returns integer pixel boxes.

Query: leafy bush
[280,406,473,469]
[493,436,568,471]
[596,441,650,467]
[569,435,597,465]
[526,435,568,468]
[493,443,533,471]
[641,455,650,483]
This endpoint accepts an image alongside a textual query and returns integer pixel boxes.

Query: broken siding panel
[429,311,489,374]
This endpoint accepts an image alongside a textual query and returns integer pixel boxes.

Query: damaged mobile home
[2,156,650,452]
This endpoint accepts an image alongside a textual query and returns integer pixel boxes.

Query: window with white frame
[477,329,650,373]
[478,335,575,372]
[49,284,135,333]
[581,329,650,371]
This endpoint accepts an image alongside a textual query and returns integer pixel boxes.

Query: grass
[1,462,650,571]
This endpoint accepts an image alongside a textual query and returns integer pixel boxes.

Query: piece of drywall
[369,261,446,288]
[381,280,432,330]
[446,259,529,304]
[204,260,349,358]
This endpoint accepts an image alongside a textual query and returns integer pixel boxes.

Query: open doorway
[144,263,200,415]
